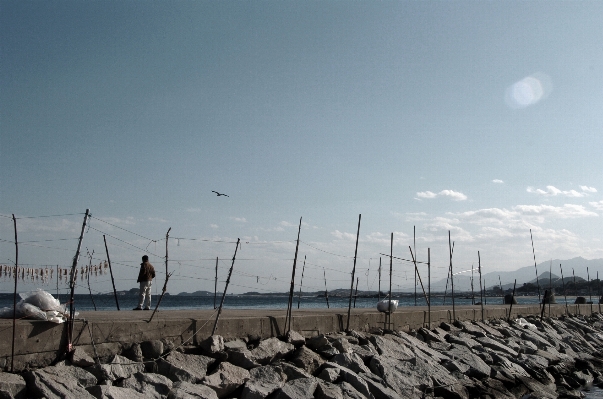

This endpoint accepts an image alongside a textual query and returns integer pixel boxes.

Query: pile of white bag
[377,299,399,313]
[0,289,71,323]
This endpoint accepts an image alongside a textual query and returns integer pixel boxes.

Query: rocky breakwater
[3,313,603,398]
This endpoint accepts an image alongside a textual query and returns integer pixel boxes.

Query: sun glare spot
[505,72,552,109]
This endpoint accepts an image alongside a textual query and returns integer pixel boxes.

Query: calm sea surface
[0,292,586,311]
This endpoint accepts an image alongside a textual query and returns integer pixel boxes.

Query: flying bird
[212,191,229,197]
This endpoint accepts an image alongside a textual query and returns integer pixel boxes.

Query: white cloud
[514,204,598,219]
[581,186,597,193]
[210,224,218,228]
[416,190,467,201]
[280,221,296,227]
[492,179,504,184]
[230,217,247,223]
[527,185,584,198]
[590,200,603,211]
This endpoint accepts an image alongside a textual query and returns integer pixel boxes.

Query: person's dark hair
[142,255,149,262]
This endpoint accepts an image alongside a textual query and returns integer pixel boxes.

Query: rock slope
[3,313,603,398]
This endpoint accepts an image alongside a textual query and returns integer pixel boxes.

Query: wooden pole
[541,290,548,320]
[471,264,475,305]
[414,226,417,306]
[103,236,119,310]
[598,271,601,314]
[442,241,454,305]
[148,227,172,323]
[530,229,542,301]
[346,214,361,332]
[297,256,306,309]
[353,277,359,308]
[560,264,568,314]
[409,246,428,305]
[588,267,592,314]
[478,251,484,322]
[378,257,382,301]
[387,232,393,331]
[11,214,18,372]
[498,275,503,302]
[449,231,456,321]
[508,279,516,322]
[56,265,59,301]
[428,248,431,328]
[549,260,552,317]
[86,250,97,311]
[67,209,90,355]
[323,269,330,309]
[214,257,218,309]
[285,217,302,334]
[212,238,240,336]
[573,268,578,315]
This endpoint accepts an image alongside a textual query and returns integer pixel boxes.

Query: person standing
[134,255,155,310]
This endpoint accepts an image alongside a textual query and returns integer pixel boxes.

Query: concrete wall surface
[0,303,597,371]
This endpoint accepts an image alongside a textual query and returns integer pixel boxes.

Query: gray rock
[87,354,145,382]
[290,346,325,375]
[226,348,260,369]
[250,338,295,365]
[339,381,367,399]
[23,366,97,399]
[286,331,306,346]
[306,335,329,351]
[474,336,519,357]
[116,372,172,398]
[87,385,147,399]
[515,375,557,399]
[141,340,164,359]
[122,343,144,363]
[447,345,491,378]
[418,327,445,343]
[224,339,248,350]
[200,335,225,355]
[391,332,450,362]
[315,381,343,399]
[241,365,285,399]
[369,335,414,361]
[167,381,219,399]
[157,351,215,383]
[0,372,26,399]
[273,377,318,399]
[321,363,373,399]
[273,361,312,381]
[317,367,340,383]
[454,320,487,338]
[330,337,352,354]
[72,347,96,367]
[330,352,371,374]
[202,361,250,398]
[359,374,402,399]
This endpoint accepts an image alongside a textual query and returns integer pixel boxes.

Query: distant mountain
[429,257,603,292]
[177,290,218,296]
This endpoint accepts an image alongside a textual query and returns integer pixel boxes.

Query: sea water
[0,292,573,311]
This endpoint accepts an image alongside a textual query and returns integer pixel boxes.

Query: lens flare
[505,72,552,109]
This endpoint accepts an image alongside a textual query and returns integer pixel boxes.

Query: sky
[1,1,602,296]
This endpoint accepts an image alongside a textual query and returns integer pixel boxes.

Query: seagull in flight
[212,191,229,197]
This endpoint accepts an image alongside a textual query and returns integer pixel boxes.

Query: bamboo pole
[588,267,592,314]
[573,268,578,315]
[11,214,18,372]
[353,277,359,308]
[323,269,330,308]
[478,251,484,322]
[297,256,306,309]
[148,227,172,323]
[67,209,90,355]
[449,231,456,321]
[508,279,516,322]
[214,257,218,309]
[598,271,601,314]
[530,229,542,301]
[86,250,97,311]
[409,246,428,305]
[442,241,454,305]
[103,235,119,310]
[428,248,431,328]
[471,264,475,305]
[212,238,240,336]
[388,232,393,330]
[549,260,552,317]
[560,264,568,314]
[414,226,417,306]
[378,257,382,301]
[346,214,361,332]
[285,217,302,334]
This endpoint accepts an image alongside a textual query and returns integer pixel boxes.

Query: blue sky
[1,1,602,295]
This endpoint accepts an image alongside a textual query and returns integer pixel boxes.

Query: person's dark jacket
[137,261,156,283]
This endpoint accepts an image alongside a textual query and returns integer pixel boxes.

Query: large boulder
[157,351,216,383]
[250,338,295,365]
[290,346,325,374]
[71,347,96,367]
[202,362,250,398]
[87,354,145,382]
[273,378,318,399]
[87,385,147,399]
[23,365,97,399]
[241,365,285,399]
[167,381,218,399]
[200,335,225,355]
[0,372,27,399]
[116,372,173,398]
[369,335,414,361]
[140,341,164,359]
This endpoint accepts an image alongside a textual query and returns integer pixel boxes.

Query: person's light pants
[138,280,152,309]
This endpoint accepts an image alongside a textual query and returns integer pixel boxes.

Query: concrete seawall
[0,303,598,372]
